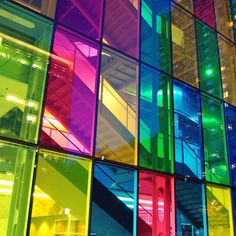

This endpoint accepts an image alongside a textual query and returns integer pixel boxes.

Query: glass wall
[174,80,204,179]
[29,150,92,236]
[0,140,35,236]
[139,64,174,173]
[138,171,175,236]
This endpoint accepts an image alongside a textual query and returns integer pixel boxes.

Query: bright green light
[206,69,213,75]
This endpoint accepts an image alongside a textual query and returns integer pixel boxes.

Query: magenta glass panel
[40,26,99,155]
[138,171,175,236]
[56,0,103,40]
[103,0,139,58]
[193,0,216,29]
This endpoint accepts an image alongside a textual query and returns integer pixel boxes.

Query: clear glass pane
[95,47,138,165]
[90,162,137,236]
[0,140,35,236]
[30,150,92,236]
[139,64,174,173]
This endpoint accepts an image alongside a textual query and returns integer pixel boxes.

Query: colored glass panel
[218,35,236,106]
[201,94,229,185]
[224,103,236,186]
[214,0,234,40]
[13,0,57,18]
[230,0,236,41]
[176,179,207,236]
[56,0,103,40]
[0,1,52,143]
[103,0,139,59]
[206,184,234,236]
[41,26,99,155]
[194,0,216,29]
[174,80,204,179]
[141,0,172,74]
[90,162,137,236]
[231,190,236,232]
[0,140,35,236]
[173,0,193,12]
[195,20,222,98]
[95,47,138,165]
[138,171,175,236]
[171,3,198,87]
[139,64,174,173]
[30,150,92,236]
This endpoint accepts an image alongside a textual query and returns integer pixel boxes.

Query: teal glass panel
[141,0,172,74]
[176,179,207,236]
[90,162,137,236]
[0,1,53,143]
[139,64,174,173]
[230,0,236,41]
[0,140,35,236]
[174,80,204,179]
[201,93,229,185]
[195,20,222,99]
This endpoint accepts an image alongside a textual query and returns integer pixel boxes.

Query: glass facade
[1,0,236,235]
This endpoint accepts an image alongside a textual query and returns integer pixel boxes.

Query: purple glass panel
[194,0,216,29]
[40,26,99,156]
[103,0,139,58]
[56,0,103,40]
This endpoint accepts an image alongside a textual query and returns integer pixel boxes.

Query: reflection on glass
[138,171,175,236]
[173,0,193,12]
[194,0,216,28]
[176,180,207,236]
[0,1,52,143]
[230,0,236,41]
[13,0,57,18]
[141,0,171,74]
[214,0,234,40]
[224,103,236,186]
[195,20,222,98]
[174,80,204,179]
[206,184,234,236]
[218,36,236,106]
[90,162,137,236]
[201,94,229,185]
[0,140,35,236]
[41,26,99,155]
[103,0,139,58]
[95,47,138,165]
[56,0,103,40]
[171,3,198,87]
[139,64,174,173]
[30,150,92,236]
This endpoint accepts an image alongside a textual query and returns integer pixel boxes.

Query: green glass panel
[0,140,36,236]
[141,0,171,74]
[206,184,234,236]
[195,20,222,98]
[30,149,92,236]
[0,1,53,143]
[201,94,229,184]
[139,64,174,173]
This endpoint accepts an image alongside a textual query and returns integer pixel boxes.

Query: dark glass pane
[174,80,204,179]
[90,162,137,236]
[176,180,207,236]
[141,0,172,74]
[139,64,174,173]
[138,171,175,236]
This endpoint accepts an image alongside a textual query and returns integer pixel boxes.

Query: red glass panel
[138,171,175,236]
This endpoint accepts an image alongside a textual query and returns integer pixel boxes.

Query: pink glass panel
[40,26,99,155]
[56,0,103,40]
[138,171,175,236]
[194,0,216,29]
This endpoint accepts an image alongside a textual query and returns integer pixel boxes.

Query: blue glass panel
[90,162,137,236]
[141,0,171,74]
[231,189,236,232]
[173,80,204,179]
[225,103,236,186]
[176,179,208,236]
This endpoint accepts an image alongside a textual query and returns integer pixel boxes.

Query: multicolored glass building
[0,0,236,235]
